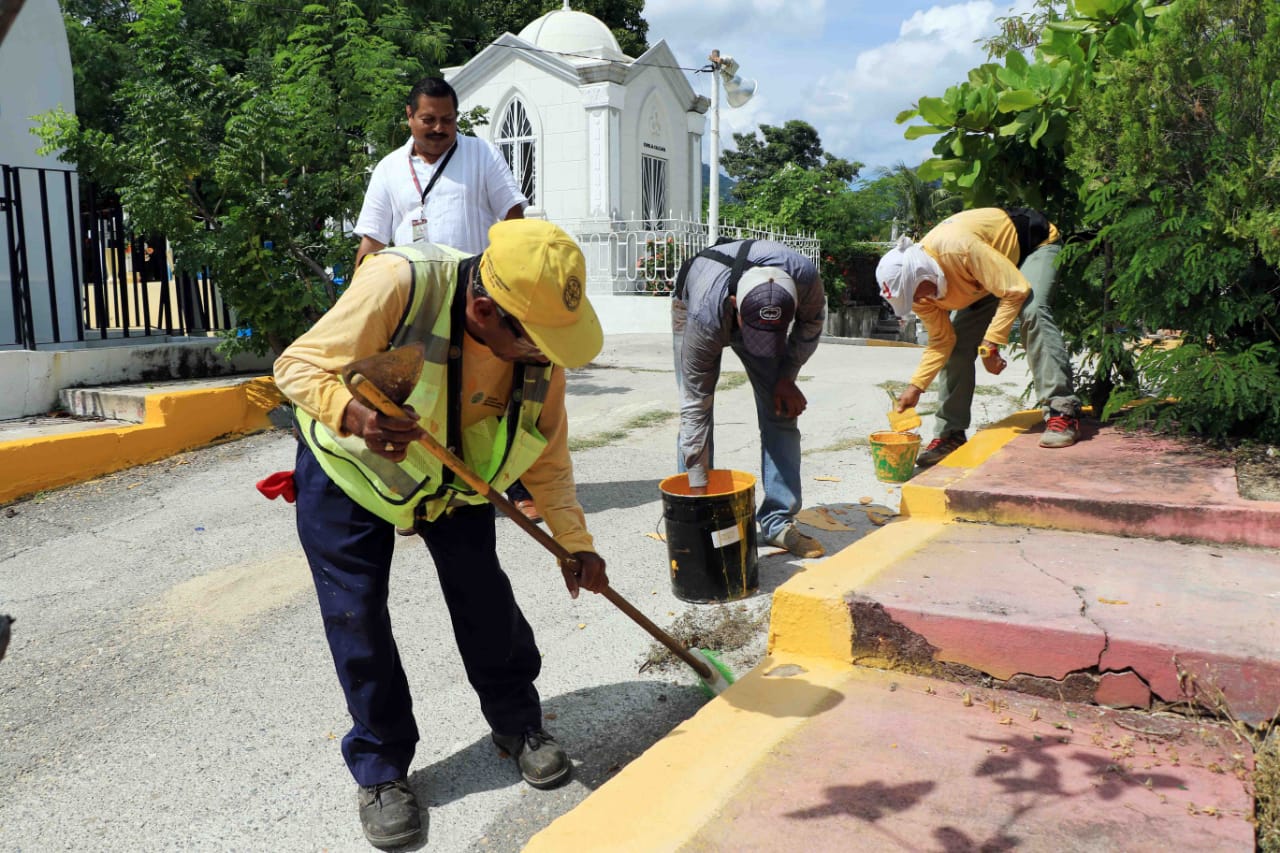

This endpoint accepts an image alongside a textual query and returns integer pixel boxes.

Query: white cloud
[642,0,827,44]
[807,2,1005,171]
[644,0,1037,175]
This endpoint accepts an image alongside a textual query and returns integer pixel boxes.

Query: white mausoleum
[444,1,710,333]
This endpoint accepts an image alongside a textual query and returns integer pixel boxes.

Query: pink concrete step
[845,523,1280,725]
[683,666,1254,853]
[905,422,1280,549]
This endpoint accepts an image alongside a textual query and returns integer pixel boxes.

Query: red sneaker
[1040,414,1079,448]
[916,431,967,468]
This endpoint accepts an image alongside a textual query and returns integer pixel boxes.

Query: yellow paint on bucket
[658,470,758,602]
[868,431,921,483]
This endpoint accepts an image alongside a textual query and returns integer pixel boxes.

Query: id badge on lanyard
[409,142,457,244]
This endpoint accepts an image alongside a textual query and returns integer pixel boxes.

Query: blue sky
[642,0,1036,179]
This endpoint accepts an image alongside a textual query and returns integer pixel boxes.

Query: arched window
[496,99,536,205]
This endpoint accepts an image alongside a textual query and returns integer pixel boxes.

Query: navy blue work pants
[293,439,543,787]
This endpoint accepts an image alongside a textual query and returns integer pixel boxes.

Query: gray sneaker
[492,728,571,789]
[765,525,825,558]
[357,779,423,850]
[1039,414,1079,449]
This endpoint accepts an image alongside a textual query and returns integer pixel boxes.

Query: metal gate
[1,163,231,350]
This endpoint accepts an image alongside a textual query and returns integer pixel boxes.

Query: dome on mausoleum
[517,1,627,62]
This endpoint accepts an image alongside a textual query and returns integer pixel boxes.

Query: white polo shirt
[353,134,527,255]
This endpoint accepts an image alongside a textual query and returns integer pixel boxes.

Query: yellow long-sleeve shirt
[274,251,595,554]
[909,208,1060,392]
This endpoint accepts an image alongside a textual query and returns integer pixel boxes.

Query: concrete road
[0,333,1034,852]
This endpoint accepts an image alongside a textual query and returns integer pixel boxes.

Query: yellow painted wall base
[900,409,1041,520]
[0,377,284,505]
[767,520,948,661]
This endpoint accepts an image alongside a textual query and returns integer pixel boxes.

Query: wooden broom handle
[346,372,714,681]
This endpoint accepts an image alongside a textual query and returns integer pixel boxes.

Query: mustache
[425,133,449,140]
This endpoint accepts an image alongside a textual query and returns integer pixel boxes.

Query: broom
[341,347,734,698]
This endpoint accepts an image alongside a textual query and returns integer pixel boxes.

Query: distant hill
[702,162,737,203]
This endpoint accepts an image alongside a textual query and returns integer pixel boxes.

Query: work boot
[492,728,571,789]
[357,779,423,850]
[916,431,967,468]
[1039,413,1080,449]
[765,524,825,559]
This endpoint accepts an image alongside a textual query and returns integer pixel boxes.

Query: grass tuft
[805,435,870,456]
[877,379,912,397]
[568,409,676,451]
[1258,728,1280,851]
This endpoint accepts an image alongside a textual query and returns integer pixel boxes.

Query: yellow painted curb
[899,409,1040,520]
[0,377,284,505]
[525,656,855,853]
[768,519,948,661]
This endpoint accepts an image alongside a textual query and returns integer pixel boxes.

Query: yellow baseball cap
[479,220,603,368]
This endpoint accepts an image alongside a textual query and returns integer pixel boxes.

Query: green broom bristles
[691,647,735,698]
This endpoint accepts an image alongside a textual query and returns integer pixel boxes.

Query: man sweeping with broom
[273,219,608,850]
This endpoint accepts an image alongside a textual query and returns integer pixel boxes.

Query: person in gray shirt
[671,239,827,558]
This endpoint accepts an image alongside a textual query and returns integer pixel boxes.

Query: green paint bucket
[869,431,921,483]
[659,470,758,603]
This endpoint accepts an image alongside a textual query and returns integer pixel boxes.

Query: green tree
[838,174,900,242]
[38,0,448,355]
[897,0,1167,229]
[877,161,961,238]
[1065,0,1280,440]
[720,120,860,201]
[716,121,872,304]
[897,0,1280,442]
[471,0,648,59]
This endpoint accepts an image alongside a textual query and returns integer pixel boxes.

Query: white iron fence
[560,216,821,297]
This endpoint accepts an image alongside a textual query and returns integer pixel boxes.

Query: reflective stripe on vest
[296,244,552,528]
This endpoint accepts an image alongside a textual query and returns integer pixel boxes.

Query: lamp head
[713,52,755,108]
[724,76,756,107]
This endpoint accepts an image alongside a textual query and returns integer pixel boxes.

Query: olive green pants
[932,242,1080,436]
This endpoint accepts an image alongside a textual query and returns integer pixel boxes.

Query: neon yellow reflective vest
[295,244,552,528]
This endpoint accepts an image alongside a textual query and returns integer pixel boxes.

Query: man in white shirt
[353,76,542,521]
[353,76,527,267]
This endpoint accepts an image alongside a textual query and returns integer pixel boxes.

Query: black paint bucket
[659,470,758,603]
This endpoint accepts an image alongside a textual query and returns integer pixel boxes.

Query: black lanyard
[409,141,458,206]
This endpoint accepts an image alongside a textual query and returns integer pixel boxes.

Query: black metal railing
[1,164,231,350]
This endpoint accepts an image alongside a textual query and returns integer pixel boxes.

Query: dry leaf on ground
[795,506,852,531]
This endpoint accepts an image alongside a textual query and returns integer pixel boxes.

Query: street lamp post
[705,50,755,244]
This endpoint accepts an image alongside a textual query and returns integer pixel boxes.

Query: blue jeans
[673,316,803,543]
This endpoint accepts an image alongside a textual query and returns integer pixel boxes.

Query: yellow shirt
[909,208,1060,391]
[274,251,595,553]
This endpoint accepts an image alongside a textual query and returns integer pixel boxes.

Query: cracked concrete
[839,522,1280,724]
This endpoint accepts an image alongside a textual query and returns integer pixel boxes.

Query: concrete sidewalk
[4,334,1270,850]
[528,415,1274,851]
